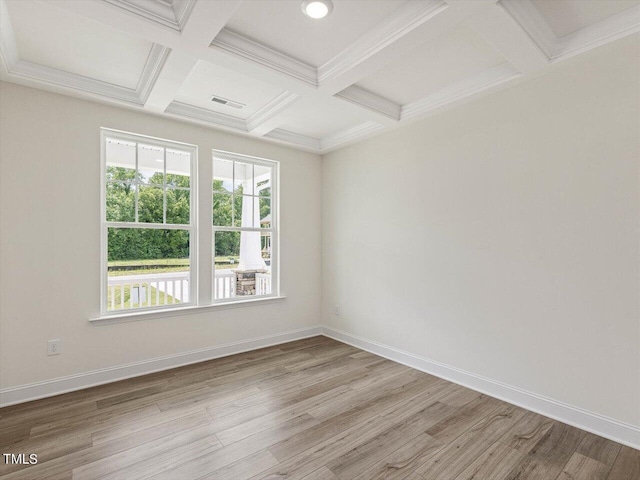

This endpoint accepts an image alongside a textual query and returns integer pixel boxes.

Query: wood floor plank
[255,416,395,480]
[453,440,525,480]
[269,375,436,462]
[91,407,212,445]
[556,452,610,480]
[606,446,640,480]
[0,337,631,480]
[71,422,222,480]
[351,432,443,480]
[30,403,162,439]
[497,409,555,454]
[216,385,352,445]
[416,404,527,479]
[200,449,280,480]
[301,466,339,480]
[326,401,456,479]
[575,432,622,467]
[424,393,505,444]
[96,385,166,409]
[146,414,320,480]
[502,423,586,480]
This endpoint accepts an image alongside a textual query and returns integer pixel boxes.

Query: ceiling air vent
[210,95,245,110]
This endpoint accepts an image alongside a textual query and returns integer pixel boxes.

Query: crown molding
[264,128,321,151]
[500,0,640,62]
[552,5,640,61]
[165,101,247,131]
[334,85,401,121]
[318,0,448,86]
[103,0,196,32]
[0,0,18,69]
[164,100,323,153]
[136,43,171,103]
[321,121,385,152]
[211,29,318,87]
[172,0,196,29]
[401,62,521,120]
[246,91,299,133]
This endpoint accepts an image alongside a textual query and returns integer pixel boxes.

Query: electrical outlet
[47,339,61,356]
[334,305,340,316]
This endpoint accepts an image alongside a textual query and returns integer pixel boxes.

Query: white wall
[0,82,322,390]
[322,36,640,427]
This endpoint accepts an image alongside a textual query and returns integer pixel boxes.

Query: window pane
[234,161,253,195]
[166,188,190,225]
[259,197,271,229]
[166,148,190,188]
[106,138,136,181]
[213,158,233,193]
[233,195,255,227]
[213,192,232,226]
[107,228,190,311]
[138,185,164,223]
[255,164,271,197]
[214,231,271,299]
[106,182,135,222]
[258,231,273,296]
[138,143,164,185]
[214,231,239,300]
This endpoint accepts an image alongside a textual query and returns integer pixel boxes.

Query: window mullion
[163,147,167,225]
[134,142,139,222]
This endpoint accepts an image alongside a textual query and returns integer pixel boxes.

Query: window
[213,151,277,301]
[101,130,196,313]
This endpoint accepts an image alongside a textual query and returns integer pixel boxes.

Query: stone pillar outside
[234,269,267,296]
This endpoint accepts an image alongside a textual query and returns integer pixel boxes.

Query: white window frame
[212,150,279,303]
[100,128,198,316]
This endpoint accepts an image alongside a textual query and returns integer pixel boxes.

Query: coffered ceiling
[1,0,638,154]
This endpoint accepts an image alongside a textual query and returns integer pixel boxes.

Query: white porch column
[238,182,265,270]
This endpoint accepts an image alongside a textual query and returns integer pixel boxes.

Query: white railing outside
[214,269,236,300]
[256,272,271,296]
[107,271,189,311]
[108,269,270,310]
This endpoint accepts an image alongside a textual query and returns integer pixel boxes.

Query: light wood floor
[0,336,637,480]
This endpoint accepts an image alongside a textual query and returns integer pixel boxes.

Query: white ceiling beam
[178,0,242,49]
[141,0,241,113]
[143,52,197,113]
[246,91,299,136]
[334,86,401,122]
[463,0,550,74]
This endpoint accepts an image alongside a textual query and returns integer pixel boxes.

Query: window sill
[90,296,287,326]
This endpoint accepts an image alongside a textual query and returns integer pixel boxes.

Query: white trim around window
[95,130,283,322]
[100,128,198,316]
[212,149,279,304]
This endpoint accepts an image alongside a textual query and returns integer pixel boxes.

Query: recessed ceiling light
[301,0,333,19]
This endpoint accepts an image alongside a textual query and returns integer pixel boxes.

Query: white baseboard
[321,326,640,450]
[0,326,323,408]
